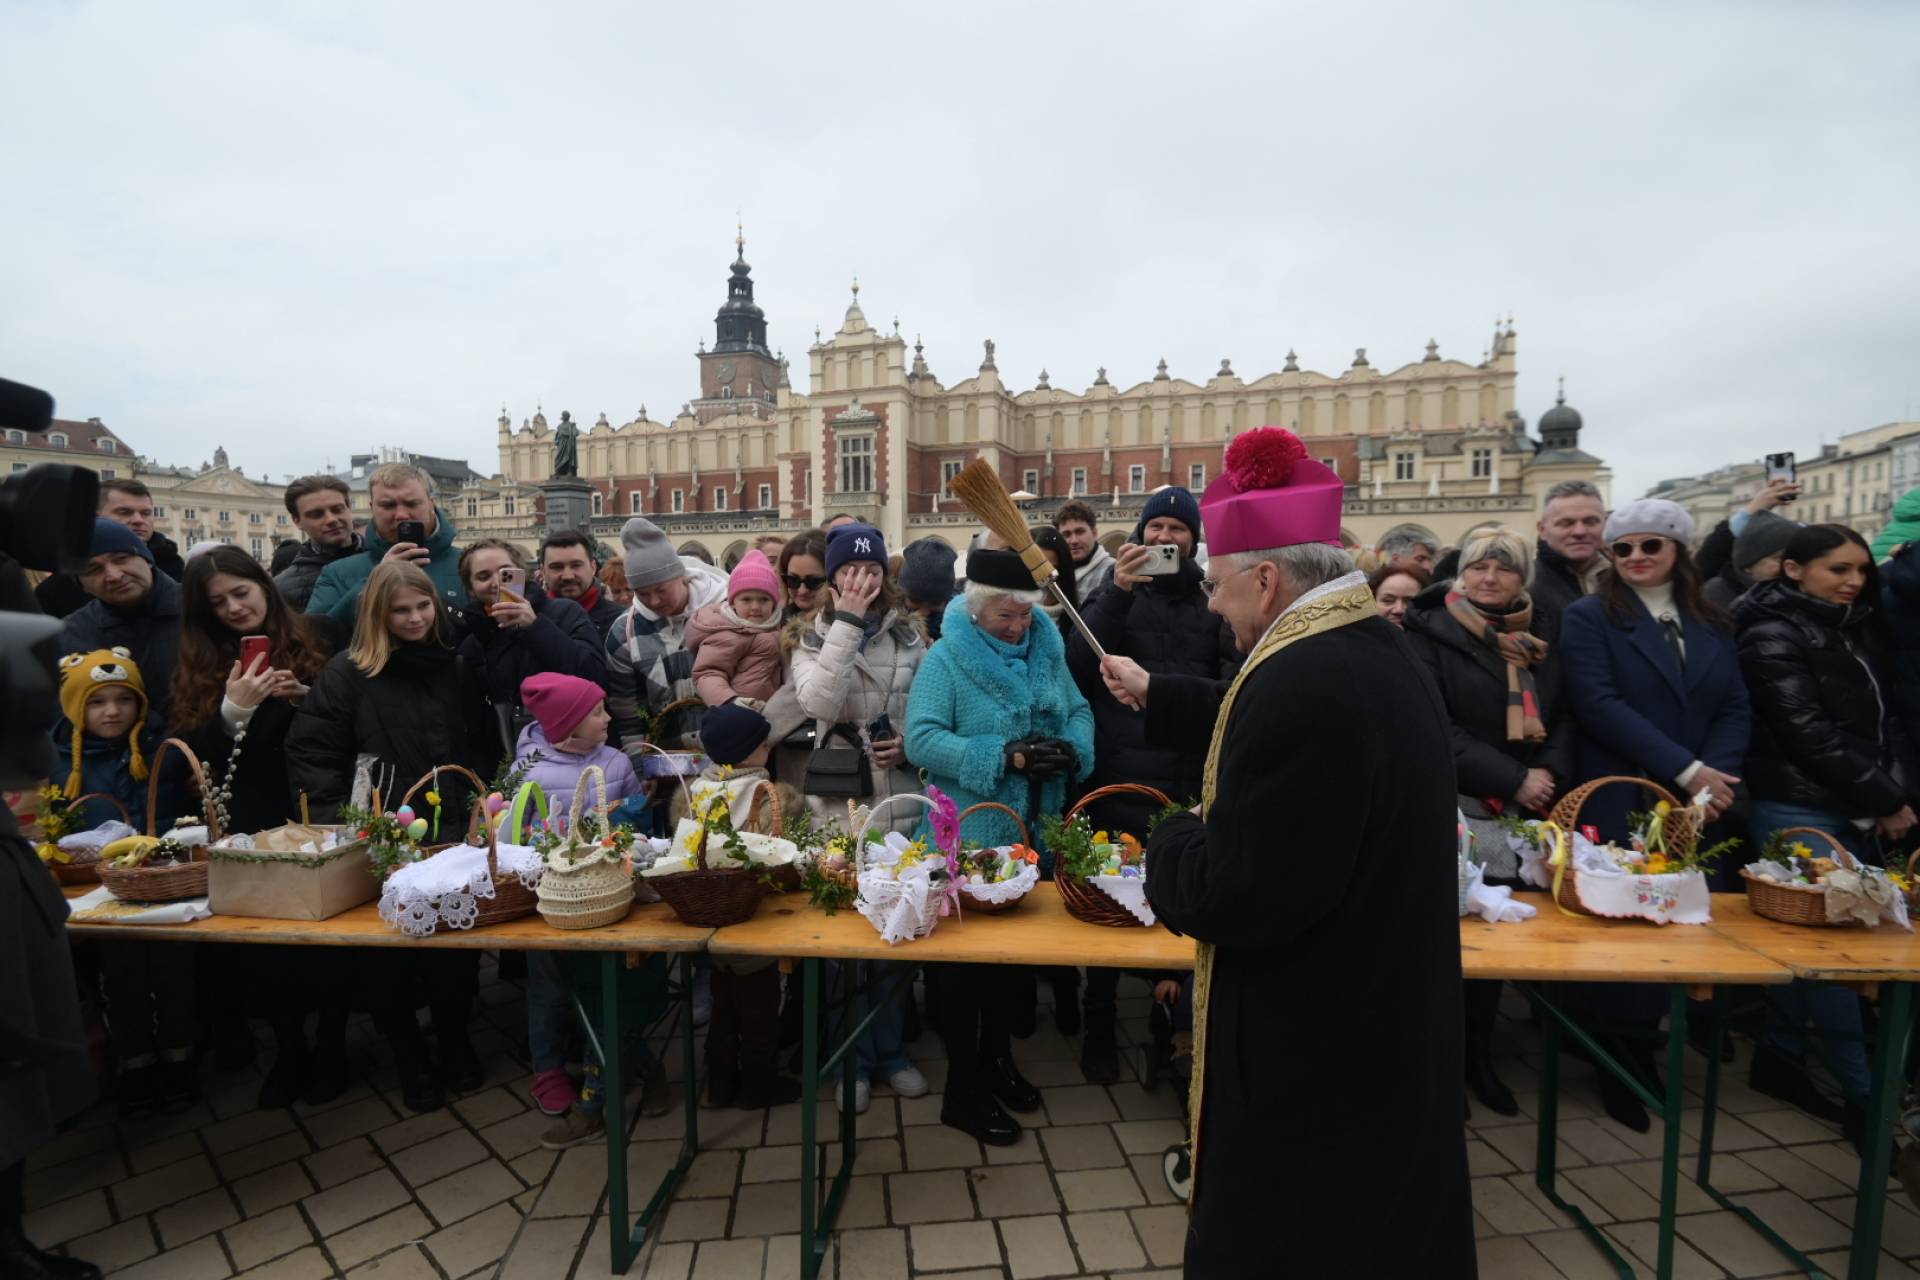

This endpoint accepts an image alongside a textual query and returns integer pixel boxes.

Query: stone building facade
[494,240,1611,565]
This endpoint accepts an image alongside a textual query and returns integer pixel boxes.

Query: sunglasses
[1610,537,1671,559]
[783,573,828,591]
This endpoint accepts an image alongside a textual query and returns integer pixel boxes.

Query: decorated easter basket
[42,791,133,886]
[852,793,946,943]
[953,801,1039,915]
[1742,827,1900,928]
[535,768,636,931]
[1543,776,1705,921]
[1056,783,1171,928]
[97,738,217,903]
[644,746,777,928]
[402,764,538,928]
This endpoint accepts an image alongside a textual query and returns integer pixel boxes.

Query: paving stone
[888,1169,975,1224]
[971,1164,1062,1220]
[680,1148,742,1199]
[416,1156,522,1226]
[234,1159,319,1218]
[1068,1209,1147,1272]
[325,1204,434,1271]
[837,1227,908,1280]
[1038,1085,1120,1127]
[1108,1119,1184,1156]
[21,1189,112,1248]
[998,1214,1078,1280]
[1474,1236,1562,1279]
[126,1130,204,1175]
[533,1144,608,1218]
[204,1107,300,1156]
[28,1120,117,1172]
[501,1215,591,1279]
[1128,1154,1180,1206]
[154,1186,240,1248]
[1563,1164,1661,1221]
[1106,1085,1182,1122]
[657,1196,730,1243]
[111,1234,232,1279]
[742,1143,802,1184]
[347,1243,440,1278]
[1724,1189,1852,1252]
[111,1153,219,1218]
[478,1108,553,1162]
[689,1236,764,1279]
[452,1085,527,1129]
[303,1167,406,1235]
[910,1220,1001,1271]
[982,1127,1044,1165]
[389,1128,488,1188]
[304,1136,387,1189]
[729,1180,801,1237]
[899,1093,944,1127]
[235,1245,335,1279]
[840,1174,889,1230]
[1057,1166,1147,1213]
[221,1204,315,1272]
[1602,1219,1724,1280]
[218,1130,314,1183]
[370,1106,462,1156]
[1127,1204,1188,1268]
[1737,1146,1850,1200]
[1526,1227,1635,1280]
[302,1096,400,1150]
[1737,1107,1844,1146]
[1465,1137,1519,1178]
[508,1147,557,1187]
[422,1200,523,1277]
[64,1217,159,1273]
[1038,1125,1124,1171]
[1470,1174,1560,1234]
[902,1123,984,1171]
[631,1239,695,1279]
[760,1233,835,1280]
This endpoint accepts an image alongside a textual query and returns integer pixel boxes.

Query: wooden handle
[956,801,1031,848]
[148,737,219,841]
[645,697,708,747]
[1773,826,1859,872]
[401,763,494,873]
[1546,775,1697,856]
[1066,783,1174,826]
[743,779,784,838]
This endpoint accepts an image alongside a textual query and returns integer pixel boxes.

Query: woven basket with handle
[1742,827,1863,927]
[45,791,133,886]
[1544,775,1699,917]
[536,766,635,930]
[98,738,219,903]
[954,801,1035,915]
[648,748,776,928]
[853,794,944,941]
[402,764,537,928]
[1058,784,1172,928]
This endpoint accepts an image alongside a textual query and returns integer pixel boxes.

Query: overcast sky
[5,1,1916,503]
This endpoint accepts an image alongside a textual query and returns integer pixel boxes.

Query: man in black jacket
[1064,486,1239,1083]
[34,479,184,619]
[272,476,364,610]
[457,540,608,755]
[1529,478,1607,617]
[56,519,184,730]
[539,530,624,638]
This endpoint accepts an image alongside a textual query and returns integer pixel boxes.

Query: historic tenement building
[496,237,1611,564]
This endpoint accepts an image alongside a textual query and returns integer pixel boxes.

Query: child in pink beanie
[684,548,786,709]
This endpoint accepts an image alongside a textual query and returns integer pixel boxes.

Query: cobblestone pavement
[24,963,1920,1278]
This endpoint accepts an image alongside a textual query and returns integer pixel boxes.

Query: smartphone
[867,714,895,743]
[394,519,427,545]
[1765,452,1796,499]
[497,565,526,603]
[240,634,271,672]
[1138,543,1181,576]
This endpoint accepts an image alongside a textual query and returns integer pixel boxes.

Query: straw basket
[648,753,777,928]
[402,765,537,928]
[1544,776,1699,917]
[536,767,635,931]
[98,738,218,903]
[1058,784,1172,928]
[955,801,1034,915]
[45,791,132,886]
[1742,827,1863,927]
[854,794,943,942]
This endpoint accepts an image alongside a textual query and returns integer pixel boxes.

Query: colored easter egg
[395,805,415,825]
[405,818,429,839]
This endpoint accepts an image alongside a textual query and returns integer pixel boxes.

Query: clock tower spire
[697,224,781,421]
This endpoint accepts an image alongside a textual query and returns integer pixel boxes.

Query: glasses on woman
[783,573,828,592]
[1610,537,1670,559]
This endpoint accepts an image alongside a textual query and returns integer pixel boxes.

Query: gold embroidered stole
[1186,582,1377,1205]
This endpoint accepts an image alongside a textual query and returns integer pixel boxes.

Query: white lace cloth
[66,885,212,925]
[1525,836,1710,924]
[58,820,137,857]
[957,854,1039,906]
[378,841,546,936]
[1090,872,1155,926]
[856,834,946,944]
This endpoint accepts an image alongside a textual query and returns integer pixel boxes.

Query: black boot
[1009,971,1037,1040]
[1462,980,1518,1117]
[1048,969,1081,1036]
[704,969,740,1110]
[388,1025,444,1114]
[1597,1066,1650,1133]
[733,968,799,1109]
[1750,1041,1847,1123]
[1143,1004,1173,1092]
[1080,1015,1119,1086]
[941,1087,1021,1146]
[984,1055,1041,1113]
[258,1019,309,1110]
[303,1007,352,1106]
[436,1025,483,1094]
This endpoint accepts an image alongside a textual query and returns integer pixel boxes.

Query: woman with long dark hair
[1735,523,1915,1147]
[172,548,349,1107]
[1559,499,1751,1131]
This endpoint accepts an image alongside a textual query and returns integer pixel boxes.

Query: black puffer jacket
[456,582,609,709]
[1064,555,1240,833]
[272,535,365,612]
[1884,545,1920,750]
[1527,542,1591,621]
[1733,577,1911,819]
[285,643,499,823]
[1404,581,1575,804]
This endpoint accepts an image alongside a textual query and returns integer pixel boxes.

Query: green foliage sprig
[338,803,423,880]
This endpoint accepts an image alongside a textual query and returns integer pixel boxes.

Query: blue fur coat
[905,595,1095,858]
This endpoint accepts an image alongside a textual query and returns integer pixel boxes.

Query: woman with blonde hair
[286,560,499,1114]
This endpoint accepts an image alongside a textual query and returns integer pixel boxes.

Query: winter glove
[1003,735,1047,775]
[1023,737,1078,779]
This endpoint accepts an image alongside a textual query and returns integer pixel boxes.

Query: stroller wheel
[1162,1143,1192,1200]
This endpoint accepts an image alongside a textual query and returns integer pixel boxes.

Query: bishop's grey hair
[1224,543,1355,595]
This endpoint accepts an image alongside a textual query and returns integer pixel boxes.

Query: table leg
[799,958,823,1280]
[1521,982,1634,1280]
[1849,981,1912,1280]
[1655,986,1689,1280]
[1694,988,1725,1187]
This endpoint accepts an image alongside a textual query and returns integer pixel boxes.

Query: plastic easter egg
[405,818,429,840]
[395,805,416,825]
[486,792,506,814]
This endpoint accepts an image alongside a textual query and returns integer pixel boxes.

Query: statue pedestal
[540,477,594,536]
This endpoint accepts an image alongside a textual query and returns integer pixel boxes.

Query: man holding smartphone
[305,463,465,621]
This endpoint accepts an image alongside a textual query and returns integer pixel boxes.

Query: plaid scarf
[1445,591,1548,743]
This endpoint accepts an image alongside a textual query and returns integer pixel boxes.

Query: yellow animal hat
[57,647,150,797]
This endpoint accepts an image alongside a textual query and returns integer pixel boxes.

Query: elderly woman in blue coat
[1558,497,1751,1131]
[906,547,1094,1146]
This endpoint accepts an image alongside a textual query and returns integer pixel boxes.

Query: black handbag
[804,723,873,799]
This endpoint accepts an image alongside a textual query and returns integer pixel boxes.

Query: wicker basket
[1544,775,1699,917]
[852,794,944,941]
[649,771,780,928]
[537,767,636,930]
[1058,784,1173,928]
[402,765,537,928]
[97,739,219,903]
[45,791,133,886]
[954,801,1034,915]
[1742,827,1862,928]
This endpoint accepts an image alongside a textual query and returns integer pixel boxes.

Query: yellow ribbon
[36,841,71,865]
[1540,820,1584,917]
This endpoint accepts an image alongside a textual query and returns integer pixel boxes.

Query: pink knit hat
[520,673,604,743]
[727,549,784,607]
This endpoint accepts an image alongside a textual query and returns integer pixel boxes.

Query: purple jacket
[513,723,643,813]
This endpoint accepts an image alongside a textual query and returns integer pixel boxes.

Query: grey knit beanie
[620,518,685,589]
[1732,511,1799,571]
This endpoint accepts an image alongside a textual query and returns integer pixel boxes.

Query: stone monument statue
[552,411,579,477]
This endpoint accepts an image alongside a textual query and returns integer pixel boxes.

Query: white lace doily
[378,841,546,936]
[958,858,1038,906]
[856,839,945,944]
[1090,873,1155,926]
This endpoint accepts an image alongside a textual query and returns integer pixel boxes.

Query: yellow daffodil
[1789,842,1813,859]
[1653,800,1672,817]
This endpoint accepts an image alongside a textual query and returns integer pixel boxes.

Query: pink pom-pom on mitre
[1223,426,1307,491]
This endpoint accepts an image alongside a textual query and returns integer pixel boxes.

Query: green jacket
[1871,486,1920,561]
[305,506,466,620]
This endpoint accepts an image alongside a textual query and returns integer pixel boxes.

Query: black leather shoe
[1079,1020,1119,1087]
[1750,1042,1847,1124]
[392,1040,444,1114]
[437,1033,484,1094]
[941,1091,1021,1147]
[1465,1049,1520,1118]
[984,1056,1041,1113]
[1597,1068,1650,1134]
[735,1071,801,1110]
[1050,973,1082,1036]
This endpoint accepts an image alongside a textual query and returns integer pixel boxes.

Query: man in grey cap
[1703,510,1798,609]
[605,518,729,763]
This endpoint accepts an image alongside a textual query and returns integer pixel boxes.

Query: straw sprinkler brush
[946,458,1107,661]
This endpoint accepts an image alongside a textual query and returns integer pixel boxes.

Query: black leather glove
[1003,735,1046,775]
[1023,737,1078,779]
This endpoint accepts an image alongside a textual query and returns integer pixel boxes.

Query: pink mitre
[1198,426,1345,557]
